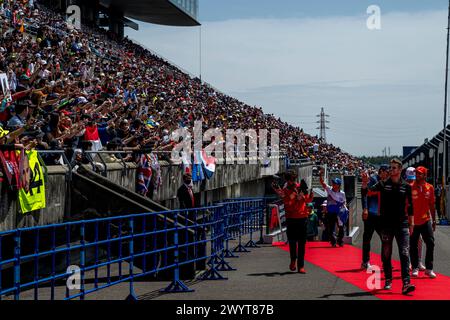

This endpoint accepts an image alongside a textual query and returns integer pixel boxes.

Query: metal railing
[0,199,266,300]
[346,197,358,237]
[35,149,287,168]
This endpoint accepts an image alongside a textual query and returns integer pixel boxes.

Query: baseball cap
[406,167,416,180]
[321,200,327,207]
[416,166,428,175]
[332,178,342,185]
[379,164,389,172]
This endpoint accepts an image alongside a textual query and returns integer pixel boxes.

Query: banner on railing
[0,73,12,102]
[18,150,46,213]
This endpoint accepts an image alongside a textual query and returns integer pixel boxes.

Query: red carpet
[274,241,450,300]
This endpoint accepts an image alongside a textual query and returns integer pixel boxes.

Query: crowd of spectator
[0,0,366,177]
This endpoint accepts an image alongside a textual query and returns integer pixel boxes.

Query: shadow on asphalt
[247,272,297,277]
[317,290,383,299]
[318,288,410,299]
[307,246,345,249]
[335,268,365,273]
[137,277,204,300]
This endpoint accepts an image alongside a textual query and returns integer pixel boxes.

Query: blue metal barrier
[0,199,268,300]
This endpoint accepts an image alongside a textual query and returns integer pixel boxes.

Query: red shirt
[411,181,435,225]
[279,183,313,219]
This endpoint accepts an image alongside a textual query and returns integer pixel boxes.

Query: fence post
[51,226,56,300]
[35,229,40,300]
[256,199,266,245]
[80,223,86,300]
[222,204,238,258]
[215,205,235,272]
[14,230,21,301]
[161,211,193,293]
[126,218,138,300]
[245,200,260,248]
[233,202,250,253]
[201,207,227,280]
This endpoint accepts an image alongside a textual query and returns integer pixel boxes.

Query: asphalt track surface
[11,210,450,300]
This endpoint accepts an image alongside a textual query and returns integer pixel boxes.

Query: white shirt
[324,184,346,208]
[313,143,319,152]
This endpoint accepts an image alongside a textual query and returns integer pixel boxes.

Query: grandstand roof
[403,124,450,163]
[100,0,200,26]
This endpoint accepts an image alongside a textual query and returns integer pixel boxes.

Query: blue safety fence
[0,199,268,300]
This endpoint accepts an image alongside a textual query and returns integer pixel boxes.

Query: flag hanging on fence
[181,151,191,174]
[18,150,46,214]
[192,150,205,182]
[84,124,103,151]
[201,149,216,179]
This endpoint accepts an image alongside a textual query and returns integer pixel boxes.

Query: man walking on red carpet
[360,165,389,270]
[410,166,437,279]
[362,158,416,295]
[273,170,313,274]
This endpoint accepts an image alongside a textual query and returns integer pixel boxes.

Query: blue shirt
[362,175,381,216]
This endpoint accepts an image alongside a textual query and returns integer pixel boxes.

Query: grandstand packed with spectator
[0,0,366,180]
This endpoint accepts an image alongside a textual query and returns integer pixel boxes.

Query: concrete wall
[154,158,286,208]
[104,162,137,192]
[0,166,69,232]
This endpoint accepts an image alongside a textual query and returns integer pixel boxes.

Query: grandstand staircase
[71,165,169,215]
[69,166,202,279]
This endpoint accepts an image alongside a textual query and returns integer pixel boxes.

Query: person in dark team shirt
[361,158,415,295]
[360,165,389,270]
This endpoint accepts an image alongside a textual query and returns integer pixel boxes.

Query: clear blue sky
[127,1,450,156]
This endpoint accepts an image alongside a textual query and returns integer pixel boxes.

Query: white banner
[0,73,12,102]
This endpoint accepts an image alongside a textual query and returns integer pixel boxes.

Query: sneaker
[425,269,437,279]
[298,267,306,274]
[384,280,392,290]
[361,262,371,270]
[289,261,296,271]
[418,263,426,271]
[331,243,337,248]
[338,243,344,247]
[402,283,416,295]
[412,268,419,277]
